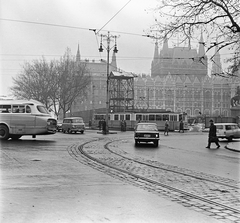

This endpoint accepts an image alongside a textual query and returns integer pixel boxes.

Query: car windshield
[137,124,158,131]
[72,119,83,123]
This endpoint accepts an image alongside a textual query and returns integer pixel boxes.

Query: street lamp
[98,31,118,134]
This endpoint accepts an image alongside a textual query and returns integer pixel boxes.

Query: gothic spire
[198,32,205,57]
[76,43,81,63]
[153,41,159,62]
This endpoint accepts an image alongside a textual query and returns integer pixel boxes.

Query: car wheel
[227,136,233,142]
[0,125,10,140]
[154,140,159,147]
[81,131,84,134]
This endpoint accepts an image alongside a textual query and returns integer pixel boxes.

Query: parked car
[62,117,85,134]
[134,122,160,147]
[215,123,240,141]
[57,121,62,132]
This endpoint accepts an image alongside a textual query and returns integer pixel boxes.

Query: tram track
[67,138,240,222]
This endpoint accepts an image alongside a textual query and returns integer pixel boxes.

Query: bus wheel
[0,125,10,140]
[10,135,22,140]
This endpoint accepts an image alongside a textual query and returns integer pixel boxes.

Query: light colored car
[62,117,85,134]
[215,123,240,141]
[134,122,160,147]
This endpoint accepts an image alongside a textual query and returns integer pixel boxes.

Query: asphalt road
[1,130,239,223]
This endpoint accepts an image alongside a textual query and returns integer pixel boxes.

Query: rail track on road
[67,138,240,222]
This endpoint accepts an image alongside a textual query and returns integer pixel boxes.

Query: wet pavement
[0,130,239,223]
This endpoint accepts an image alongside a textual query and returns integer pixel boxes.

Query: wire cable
[96,0,132,34]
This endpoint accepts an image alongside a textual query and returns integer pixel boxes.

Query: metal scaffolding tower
[108,71,135,112]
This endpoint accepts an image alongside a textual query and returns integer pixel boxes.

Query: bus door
[11,105,35,134]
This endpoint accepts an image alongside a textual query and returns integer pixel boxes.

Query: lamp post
[98,31,118,134]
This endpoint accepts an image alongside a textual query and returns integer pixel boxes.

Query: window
[114,114,119,120]
[37,105,49,114]
[216,125,223,130]
[156,115,162,121]
[136,114,142,121]
[126,114,130,120]
[163,115,169,121]
[0,105,11,113]
[149,114,155,121]
[12,105,25,113]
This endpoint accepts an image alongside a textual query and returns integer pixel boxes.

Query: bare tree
[54,48,90,118]
[11,49,91,118]
[151,0,240,76]
[11,57,57,109]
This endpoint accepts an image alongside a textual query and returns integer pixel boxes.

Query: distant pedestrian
[164,120,169,136]
[98,119,102,130]
[206,120,220,149]
[179,120,184,133]
[123,120,126,131]
[102,119,106,134]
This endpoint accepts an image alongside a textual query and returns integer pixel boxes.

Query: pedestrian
[102,119,106,134]
[123,120,126,131]
[164,120,169,136]
[179,120,184,133]
[120,120,124,131]
[98,119,102,131]
[206,120,220,149]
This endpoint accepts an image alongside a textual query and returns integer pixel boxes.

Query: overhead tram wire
[96,0,132,34]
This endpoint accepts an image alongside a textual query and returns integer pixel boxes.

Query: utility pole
[98,31,119,134]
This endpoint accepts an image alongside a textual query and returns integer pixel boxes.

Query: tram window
[149,114,155,121]
[136,114,142,121]
[143,115,149,121]
[126,114,130,120]
[114,114,119,120]
[120,114,124,120]
[163,115,169,121]
[179,114,183,121]
[156,115,162,121]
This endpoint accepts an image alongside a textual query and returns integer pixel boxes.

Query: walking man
[206,120,220,149]
[164,120,169,136]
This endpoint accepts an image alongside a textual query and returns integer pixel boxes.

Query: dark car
[134,123,160,147]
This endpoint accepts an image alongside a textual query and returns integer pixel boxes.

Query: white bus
[0,99,57,140]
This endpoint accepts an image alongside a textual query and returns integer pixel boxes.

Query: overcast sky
[0,0,162,96]
[1,0,227,97]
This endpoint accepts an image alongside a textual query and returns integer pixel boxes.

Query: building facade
[72,40,239,122]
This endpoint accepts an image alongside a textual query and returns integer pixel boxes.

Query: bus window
[0,105,11,113]
[12,105,25,113]
[149,114,155,121]
[114,114,119,120]
[126,114,130,120]
[26,106,31,113]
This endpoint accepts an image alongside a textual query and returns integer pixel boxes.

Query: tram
[94,111,188,131]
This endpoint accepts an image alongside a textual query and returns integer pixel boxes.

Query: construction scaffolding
[108,71,135,112]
